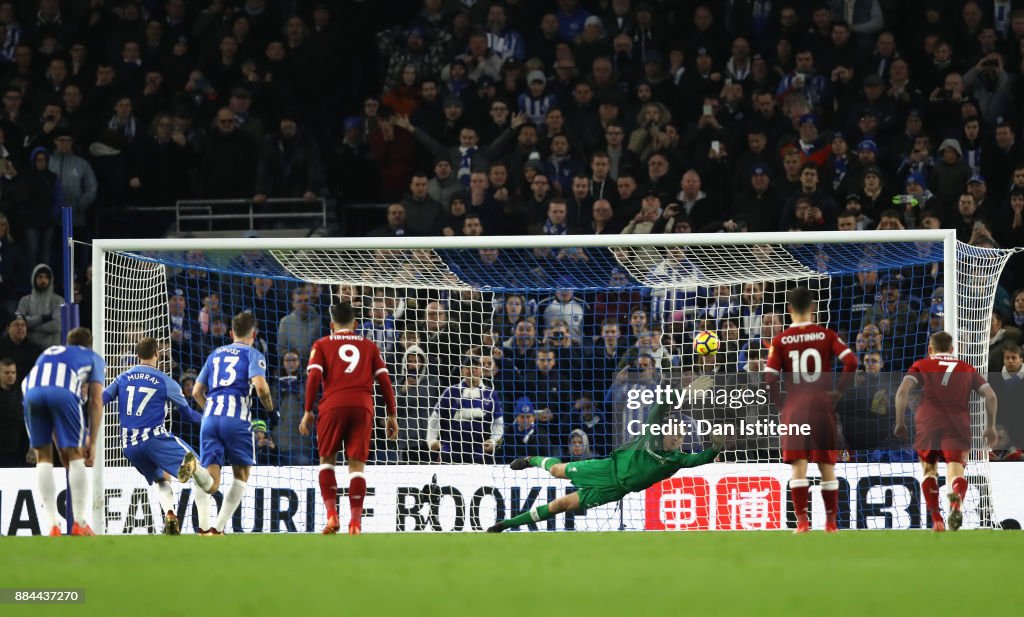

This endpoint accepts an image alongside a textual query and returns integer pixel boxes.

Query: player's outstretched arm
[167,378,203,424]
[102,379,118,406]
[674,441,723,468]
[893,376,915,439]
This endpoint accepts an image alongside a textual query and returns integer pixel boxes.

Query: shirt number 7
[938,361,957,386]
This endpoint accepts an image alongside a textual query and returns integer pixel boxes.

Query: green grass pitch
[2,531,1021,617]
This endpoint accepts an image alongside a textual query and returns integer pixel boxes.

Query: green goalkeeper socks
[502,504,552,529]
[528,456,561,471]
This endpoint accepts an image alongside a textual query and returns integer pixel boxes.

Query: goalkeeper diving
[488,376,724,532]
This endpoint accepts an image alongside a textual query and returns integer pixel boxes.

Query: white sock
[36,462,59,528]
[214,481,247,532]
[194,487,211,531]
[68,459,89,525]
[155,480,175,515]
[192,465,214,492]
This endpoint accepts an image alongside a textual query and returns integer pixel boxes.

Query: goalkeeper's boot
[348,519,361,536]
[509,457,531,471]
[177,451,198,483]
[322,515,340,535]
[71,522,95,536]
[486,522,506,533]
[793,518,810,534]
[164,511,181,536]
[947,492,963,532]
[932,518,946,532]
[824,519,838,534]
[200,528,223,536]
[48,525,62,537]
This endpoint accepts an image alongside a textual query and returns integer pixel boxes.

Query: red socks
[820,480,839,525]
[318,465,338,520]
[321,466,368,525]
[790,479,810,524]
[951,476,968,505]
[349,473,367,523]
[922,476,941,523]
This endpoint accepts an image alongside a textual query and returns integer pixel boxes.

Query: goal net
[92,232,1012,533]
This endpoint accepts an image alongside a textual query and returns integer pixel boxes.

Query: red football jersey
[307,329,388,412]
[765,322,853,393]
[906,354,987,422]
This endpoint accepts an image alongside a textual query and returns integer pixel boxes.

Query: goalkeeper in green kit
[488,376,724,532]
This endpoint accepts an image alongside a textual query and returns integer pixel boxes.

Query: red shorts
[917,449,968,466]
[783,449,840,465]
[781,397,837,459]
[914,419,969,466]
[317,406,372,462]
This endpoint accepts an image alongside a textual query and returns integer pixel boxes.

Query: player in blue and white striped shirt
[192,312,274,535]
[103,337,216,535]
[23,327,105,536]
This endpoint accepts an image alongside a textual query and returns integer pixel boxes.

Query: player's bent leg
[156,473,180,535]
[946,458,968,532]
[205,464,222,494]
[487,493,581,533]
[818,463,839,533]
[211,465,250,533]
[194,463,219,534]
[178,450,213,492]
[547,492,581,515]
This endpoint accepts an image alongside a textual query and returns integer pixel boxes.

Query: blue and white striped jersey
[23,345,105,400]
[517,92,558,127]
[196,343,267,421]
[103,365,202,435]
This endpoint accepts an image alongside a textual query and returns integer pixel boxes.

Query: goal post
[90,230,1011,533]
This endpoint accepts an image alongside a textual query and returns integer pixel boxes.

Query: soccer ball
[693,331,720,356]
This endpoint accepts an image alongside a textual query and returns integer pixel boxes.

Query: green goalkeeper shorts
[564,458,629,510]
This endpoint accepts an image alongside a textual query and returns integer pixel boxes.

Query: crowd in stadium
[4,0,1024,467]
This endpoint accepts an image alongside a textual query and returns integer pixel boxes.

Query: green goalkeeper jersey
[610,401,719,492]
[610,443,719,492]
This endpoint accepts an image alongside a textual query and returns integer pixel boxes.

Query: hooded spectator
[15,264,63,347]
